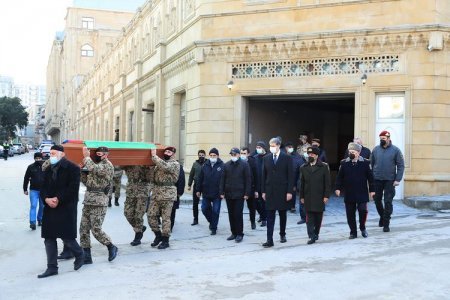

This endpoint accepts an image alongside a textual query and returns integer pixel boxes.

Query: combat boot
[130,232,143,246]
[83,248,93,264]
[157,236,169,249]
[151,231,162,247]
[108,197,112,207]
[114,197,119,206]
[107,244,118,261]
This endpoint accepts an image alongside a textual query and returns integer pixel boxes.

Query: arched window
[81,44,94,57]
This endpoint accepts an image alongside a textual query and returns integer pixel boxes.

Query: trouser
[29,189,44,224]
[299,200,306,220]
[192,187,200,220]
[266,210,287,242]
[345,202,368,235]
[3,150,7,160]
[44,238,82,269]
[80,205,112,248]
[290,192,297,210]
[148,200,174,237]
[170,207,177,231]
[246,196,257,223]
[124,195,147,232]
[113,176,121,199]
[373,180,395,226]
[201,198,222,230]
[226,199,245,236]
[306,211,323,239]
[255,195,267,221]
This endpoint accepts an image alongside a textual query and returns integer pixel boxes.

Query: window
[81,17,94,30]
[128,111,134,142]
[81,44,94,57]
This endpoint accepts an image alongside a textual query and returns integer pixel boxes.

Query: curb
[403,195,450,211]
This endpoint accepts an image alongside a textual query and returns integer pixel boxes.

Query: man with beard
[148,146,180,249]
[37,145,84,278]
[79,146,117,264]
[300,146,331,245]
[23,152,45,230]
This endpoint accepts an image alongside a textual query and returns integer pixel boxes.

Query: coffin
[62,140,165,166]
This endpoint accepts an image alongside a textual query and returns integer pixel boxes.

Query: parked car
[12,143,25,155]
[0,145,14,157]
[40,145,52,160]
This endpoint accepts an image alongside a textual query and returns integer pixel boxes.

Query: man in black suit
[261,137,294,248]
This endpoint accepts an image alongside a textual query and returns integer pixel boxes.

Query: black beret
[50,145,64,152]
[165,146,176,153]
[95,146,109,153]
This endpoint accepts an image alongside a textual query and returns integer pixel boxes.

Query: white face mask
[49,156,60,165]
[303,153,308,159]
[209,157,217,163]
[231,156,239,162]
[269,146,277,154]
[240,154,247,161]
[256,148,263,154]
[287,148,294,154]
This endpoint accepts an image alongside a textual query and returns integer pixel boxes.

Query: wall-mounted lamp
[361,74,367,85]
[227,80,234,90]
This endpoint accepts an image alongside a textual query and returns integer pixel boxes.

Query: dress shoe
[107,244,118,261]
[226,234,236,241]
[361,229,368,238]
[30,223,36,230]
[235,235,243,243]
[251,222,256,230]
[383,226,390,232]
[114,197,119,206]
[262,241,274,248]
[349,234,357,239]
[191,219,198,226]
[37,220,42,226]
[257,217,261,223]
[307,238,316,245]
[210,229,216,235]
[297,219,306,225]
[280,236,287,243]
[260,221,266,227]
[37,268,58,278]
[378,218,384,227]
[57,251,74,260]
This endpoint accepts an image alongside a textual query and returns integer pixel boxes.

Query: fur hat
[50,145,64,152]
[347,142,362,152]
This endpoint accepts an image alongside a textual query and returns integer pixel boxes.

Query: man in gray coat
[370,130,405,232]
[300,146,331,245]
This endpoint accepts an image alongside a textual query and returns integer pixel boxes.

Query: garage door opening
[247,93,355,173]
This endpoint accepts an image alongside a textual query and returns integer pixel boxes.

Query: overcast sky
[0,0,72,86]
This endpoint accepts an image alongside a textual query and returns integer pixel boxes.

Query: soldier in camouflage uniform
[122,165,153,246]
[148,146,180,249]
[108,166,123,207]
[79,146,118,263]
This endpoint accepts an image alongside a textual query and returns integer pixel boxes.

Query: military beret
[50,145,64,152]
[379,130,390,137]
[95,146,109,153]
[165,146,176,153]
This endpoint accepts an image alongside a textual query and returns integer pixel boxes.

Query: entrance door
[375,93,405,200]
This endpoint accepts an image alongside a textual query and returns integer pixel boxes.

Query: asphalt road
[0,152,449,299]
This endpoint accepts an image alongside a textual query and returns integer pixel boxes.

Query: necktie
[273,154,277,164]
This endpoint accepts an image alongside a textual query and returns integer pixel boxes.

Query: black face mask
[380,140,387,147]
[94,155,103,163]
[349,153,356,160]
[198,157,205,163]
[34,160,43,165]
[164,154,172,160]
[308,157,315,163]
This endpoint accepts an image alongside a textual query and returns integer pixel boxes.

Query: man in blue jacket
[23,152,45,230]
[370,130,405,232]
[196,148,224,235]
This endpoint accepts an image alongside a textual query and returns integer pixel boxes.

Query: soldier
[108,166,123,207]
[79,146,118,263]
[122,165,152,246]
[148,146,180,250]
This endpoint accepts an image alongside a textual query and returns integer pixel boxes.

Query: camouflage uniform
[148,155,180,237]
[122,165,153,233]
[112,166,123,199]
[80,157,114,248]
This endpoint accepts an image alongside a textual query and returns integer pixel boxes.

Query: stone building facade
[60,0,449,197]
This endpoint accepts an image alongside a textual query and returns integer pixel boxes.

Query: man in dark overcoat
[38,145,84,278]
[300,146,331,245]
[261,137,294,248]
[336,142,375,239]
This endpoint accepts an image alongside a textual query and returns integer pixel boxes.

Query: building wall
[69,0,449,196]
